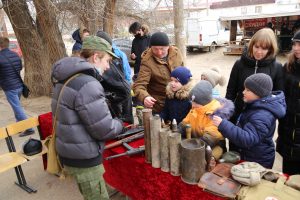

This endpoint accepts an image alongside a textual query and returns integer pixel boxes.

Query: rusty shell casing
[142,108,152,163]
[169,132,182,176]
[150,114,161,168]
[185,124,192,139]
[160,127,171,172]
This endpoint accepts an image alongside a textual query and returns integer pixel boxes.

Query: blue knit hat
[171,66,192,85]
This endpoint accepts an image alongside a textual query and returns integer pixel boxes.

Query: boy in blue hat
[160,66,193,124]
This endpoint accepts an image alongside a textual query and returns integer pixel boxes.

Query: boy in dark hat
[160,66,193,124]
[132,31,184,113]
[180,80,234,159]
[213,73,286,168]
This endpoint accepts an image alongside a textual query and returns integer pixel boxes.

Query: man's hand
[144,96,156,108]
[131,53,136,60]
[212,115,223,127]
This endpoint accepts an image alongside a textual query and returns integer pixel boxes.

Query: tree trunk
[3,0,53,96]
[0,9,8,37]
[103,0,116,36]
[33,0,67,65]
[173,0,186,62]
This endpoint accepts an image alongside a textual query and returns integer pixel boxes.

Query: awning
[220,10,300,21]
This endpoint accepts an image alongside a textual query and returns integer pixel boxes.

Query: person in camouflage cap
[51,35,124,200]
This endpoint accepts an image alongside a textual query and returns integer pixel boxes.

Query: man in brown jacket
[133,32,184,113]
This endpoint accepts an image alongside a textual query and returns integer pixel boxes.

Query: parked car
[112,38,134,66]
[9,40,22,58]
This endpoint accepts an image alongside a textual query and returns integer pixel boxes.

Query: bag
[237,177,300,200]
[44,134,62,175]
[231,162,266,186]
[22,84,30,98]
[198,163,241,198]
[45,73,81,177]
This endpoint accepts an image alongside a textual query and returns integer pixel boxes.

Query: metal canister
[180,138,207,185]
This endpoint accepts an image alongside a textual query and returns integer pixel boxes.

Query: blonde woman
[225,28,284,151]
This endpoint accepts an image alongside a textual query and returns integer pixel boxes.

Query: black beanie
[96,31,112,45]
[292,30,300,42]
[150,32,169,46]
[244,73,273,98]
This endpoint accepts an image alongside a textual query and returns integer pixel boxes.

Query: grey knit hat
[244,73,273,98]
[189,80,213,105]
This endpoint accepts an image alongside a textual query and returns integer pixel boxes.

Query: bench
[0,117,48,193]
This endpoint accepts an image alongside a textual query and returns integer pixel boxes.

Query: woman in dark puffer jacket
[277,30,300,175]
[225,28,284,151]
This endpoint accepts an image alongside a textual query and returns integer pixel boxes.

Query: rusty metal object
[150,114,161,168]
[142,108,152,163]
[169,132,181,176]
[180,138,207,185]
[160,127,171,172]
[185,124,192,139]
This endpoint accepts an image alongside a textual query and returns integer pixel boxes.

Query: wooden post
[230,20,238,42]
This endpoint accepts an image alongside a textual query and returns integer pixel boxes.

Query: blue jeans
[4,88,33,131]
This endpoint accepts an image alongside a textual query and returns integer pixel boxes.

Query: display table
[38,112,223,200]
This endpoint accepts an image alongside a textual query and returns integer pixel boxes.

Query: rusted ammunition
[160,127,171,172]
[169,132,181,176]
[142,108,152,163]
[150,114,161,168]
[185,124,192,139]
[181,138,207,185]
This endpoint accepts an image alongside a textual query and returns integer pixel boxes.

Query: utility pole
[173,0,186,62]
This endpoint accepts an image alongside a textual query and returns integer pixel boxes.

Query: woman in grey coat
[51,36,123,200]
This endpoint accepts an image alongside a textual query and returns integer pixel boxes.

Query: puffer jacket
[0,48,23,91]
[218,91,286,168]
[51,57,123,168]
[160,80,193,124]
[182,98,234,140]
[133,46,184,113]
[277,62,300,161]
[225,49,284,123]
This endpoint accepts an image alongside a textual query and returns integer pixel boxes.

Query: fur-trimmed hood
[166,80,193,100]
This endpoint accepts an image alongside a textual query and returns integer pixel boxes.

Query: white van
[185,17,230,52]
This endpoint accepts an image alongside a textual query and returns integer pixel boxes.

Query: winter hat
[292,30,300,42]
[96,30,113,45]
[244,73,273,98]
[171,66,192,85]
[189,80,213,105]
[150,32,169,46]
[201,67,226,88]
[82,36,118,58]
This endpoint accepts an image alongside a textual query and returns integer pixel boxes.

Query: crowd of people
[1,22,300,199]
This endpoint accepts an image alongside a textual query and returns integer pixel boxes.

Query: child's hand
[212,115,223,127]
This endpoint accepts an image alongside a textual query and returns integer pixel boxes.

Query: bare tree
[103,0,116,36]
[173,0,186,62]
[2,0,66,96]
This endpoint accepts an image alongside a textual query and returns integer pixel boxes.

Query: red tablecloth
[38,112,223,200]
